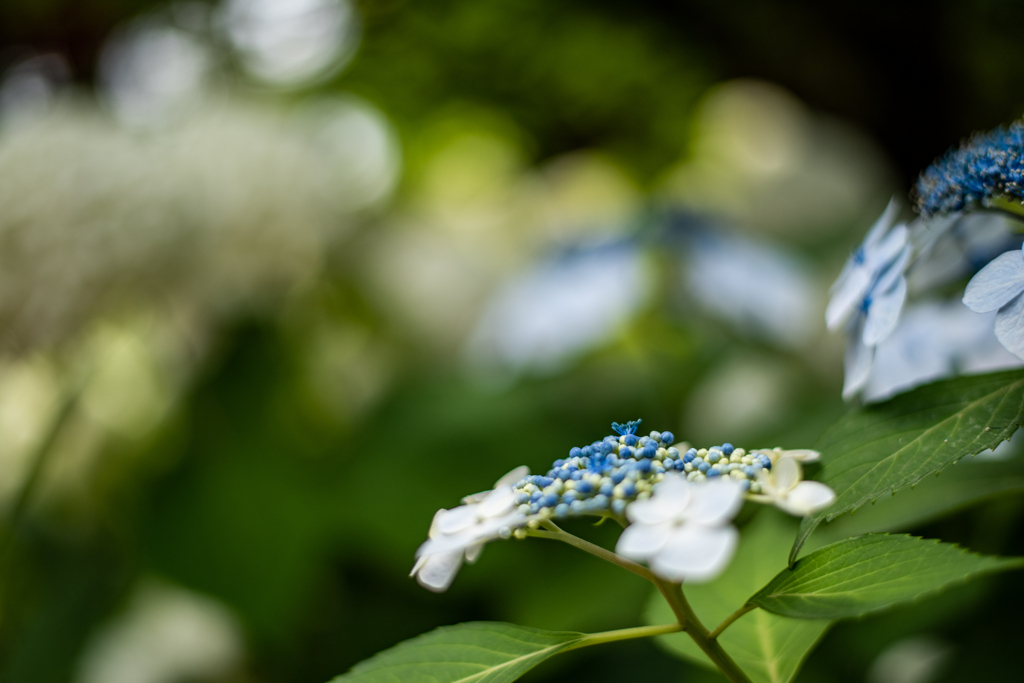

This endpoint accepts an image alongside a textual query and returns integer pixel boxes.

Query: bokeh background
[1,1,1024,682]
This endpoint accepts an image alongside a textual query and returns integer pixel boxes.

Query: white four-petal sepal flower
[411,483,529,592]
[827,198,906,331]
[753,456,835,516]
[461,465,531,504]
[616,475,744,583]
[752,448,821,463]
[963,244,1024,359]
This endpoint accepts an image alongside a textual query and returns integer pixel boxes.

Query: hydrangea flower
[412,422,835,591]
[914,121,1024,218]
[963,244,1024,359]
[864,301,1022,402]
[826,200,912,397]
[411,474,530,593]
[750,454,836,516]
[615,475,743,582]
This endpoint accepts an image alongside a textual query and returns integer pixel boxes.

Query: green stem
[710,603,756,639]
[7,381,81,529]
[564,622,682,652]
[529,522,752,683]
[651,578,753,683]
[985,195,1024,220]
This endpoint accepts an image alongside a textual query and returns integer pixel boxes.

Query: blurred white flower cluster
[0,99,377,352]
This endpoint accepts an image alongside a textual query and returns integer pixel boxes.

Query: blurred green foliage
[0,1,1024,683]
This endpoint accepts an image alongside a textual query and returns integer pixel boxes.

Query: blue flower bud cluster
[510,421,776,521]
[915,121,1024,217]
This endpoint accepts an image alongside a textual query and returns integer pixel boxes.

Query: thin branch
[710,603,756,639]
[563,622,682,652]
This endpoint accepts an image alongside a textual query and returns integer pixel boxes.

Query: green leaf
[330,622,583,683]
[757,534,1024,620]
[791,369,1024,563]
[810,456,1024,549]
[646,509,830,683]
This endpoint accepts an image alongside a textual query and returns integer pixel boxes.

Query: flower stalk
[532,522,753,683]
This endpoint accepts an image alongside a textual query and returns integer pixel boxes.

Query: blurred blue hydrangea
[915,121,1024,217]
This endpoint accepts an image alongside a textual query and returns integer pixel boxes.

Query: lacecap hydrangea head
[915,121,1024,217]
[412,420,835,591]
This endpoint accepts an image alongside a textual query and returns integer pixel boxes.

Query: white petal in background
[963,249,1024,313]
[864,301,1024,403]
[76,580,243,683]
[684,231,818,349]
[826,265,872,330]
[862,276,907,346]
[0,53,70,125]
[993,291,1024,360]
[220,0,360,87]
[842,318,874,399]
[99,11,212,126]
[467,242,649,375]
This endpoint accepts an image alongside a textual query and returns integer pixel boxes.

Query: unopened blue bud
[515,492,530,504]
[612,499,627,515]
[707,450,722,464]
[661,431,675,444]
[570,470,583,480]
[620,446,635,458]
[697,461,710,473]
[599,482,614,496]
[562,490,577,503]
[611,469,626,484]
[538,477,554,487]
[722,443,734,455]
[541,494,559,507]
[555,503,569,517]
[624,434,639,447]
[569,448,581,459]
[591,494,610,509]
[706,468,721,478]
[622,482,636,497]
[569,500,586,514]
[576,481,593,494]
[641,445,657,459]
